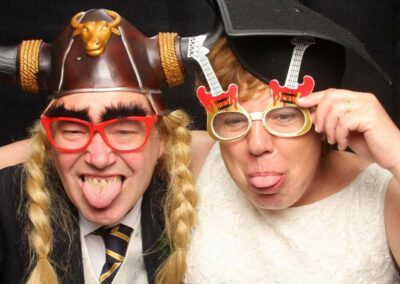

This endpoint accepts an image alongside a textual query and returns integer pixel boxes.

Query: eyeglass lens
[49,118,149,151]
[212,107,306,140]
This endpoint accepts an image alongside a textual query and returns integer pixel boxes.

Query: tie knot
[95,224,133,263]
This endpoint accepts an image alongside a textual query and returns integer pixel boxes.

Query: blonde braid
[23,123,58,284]
[156,110,197,284]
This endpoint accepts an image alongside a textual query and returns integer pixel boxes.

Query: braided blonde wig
[21,123,58,284]
[20,121,81,284]
[156,110,197,284]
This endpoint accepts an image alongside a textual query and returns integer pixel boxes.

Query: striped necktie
[97,224,134,283]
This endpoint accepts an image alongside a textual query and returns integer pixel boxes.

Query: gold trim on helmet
[158,32,184,87]
[19,39,42,93]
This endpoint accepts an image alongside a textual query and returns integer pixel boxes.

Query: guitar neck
[197,57,223,96]
[284,38,314,88]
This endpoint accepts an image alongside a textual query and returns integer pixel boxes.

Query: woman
[180,0,400,280]
[185,35,400,282]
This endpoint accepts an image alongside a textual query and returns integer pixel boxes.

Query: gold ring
[344,97,352,114]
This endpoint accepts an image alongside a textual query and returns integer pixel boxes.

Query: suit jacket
[0,165,166,284]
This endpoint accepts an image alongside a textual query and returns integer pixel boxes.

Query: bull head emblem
[71,10,121,57]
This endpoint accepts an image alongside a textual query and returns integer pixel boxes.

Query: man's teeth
[84,176,120,187]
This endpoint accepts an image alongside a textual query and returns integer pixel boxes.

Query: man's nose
[85,133,117,168]
[246,121,274,156]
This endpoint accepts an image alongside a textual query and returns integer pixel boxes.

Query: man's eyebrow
[44,104,90,121]
[101,103,148,121]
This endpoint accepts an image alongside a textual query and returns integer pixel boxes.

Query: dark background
[0,0,399,146]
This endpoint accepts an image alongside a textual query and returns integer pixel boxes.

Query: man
[0,9,197,284]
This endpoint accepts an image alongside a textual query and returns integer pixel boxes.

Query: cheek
[148,131,164,161]
[125,135,162,170]
[51,151,81,176]
[282,134,321,183]
[220,143,248,182]
[220,143,243,167]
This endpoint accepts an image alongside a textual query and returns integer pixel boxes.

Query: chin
[82,204,127,226]
[249,194,293,211]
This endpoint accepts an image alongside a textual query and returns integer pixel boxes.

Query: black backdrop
[0,0,399,146]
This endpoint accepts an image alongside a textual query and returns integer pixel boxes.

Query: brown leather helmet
[0,9,202,115]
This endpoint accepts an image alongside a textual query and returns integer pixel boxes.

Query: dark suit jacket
[0,165,166,284]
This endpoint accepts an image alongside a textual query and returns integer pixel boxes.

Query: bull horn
[70,12,84,34]
[0,46,18,86]
[106,10,121,29]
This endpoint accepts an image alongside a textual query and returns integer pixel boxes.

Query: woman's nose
[246,121,274,156]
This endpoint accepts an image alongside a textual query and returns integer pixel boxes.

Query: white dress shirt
[79,197,148,283]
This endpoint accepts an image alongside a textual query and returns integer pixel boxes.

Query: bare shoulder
[385,177,400,266]
[0,139,32,169]
[190,130,215,178]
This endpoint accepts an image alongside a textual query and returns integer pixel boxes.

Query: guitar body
[196,83,242,140]
[196,83,239,113]
[269,75,315,105]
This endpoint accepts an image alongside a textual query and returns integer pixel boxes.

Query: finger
[296,90,326,108]
[313,91,339,133]
[309,108,319,131]
[324,111,340,145]
[335,120,349,151]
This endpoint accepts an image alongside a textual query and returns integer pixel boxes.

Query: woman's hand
[0,139,32,169]
[297,88,400,177]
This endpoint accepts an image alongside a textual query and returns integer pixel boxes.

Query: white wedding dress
[185,143,399,284]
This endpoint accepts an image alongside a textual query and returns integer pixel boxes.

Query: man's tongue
[82,177,122,208]
[249,175,281,188]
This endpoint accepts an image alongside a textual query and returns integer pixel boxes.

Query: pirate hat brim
[215,0,390,87]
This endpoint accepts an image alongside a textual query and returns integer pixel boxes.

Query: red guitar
[269,37,316,106]
[187,35,239,114]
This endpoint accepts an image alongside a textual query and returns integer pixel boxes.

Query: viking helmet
[0,9,201,115]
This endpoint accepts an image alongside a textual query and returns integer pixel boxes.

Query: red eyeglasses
[40,114,160,153]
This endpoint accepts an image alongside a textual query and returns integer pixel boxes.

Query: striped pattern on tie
[96,224,134,284]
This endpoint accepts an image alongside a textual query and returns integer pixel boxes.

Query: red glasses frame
[40,114,160,153]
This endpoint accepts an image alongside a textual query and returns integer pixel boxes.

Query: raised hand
[297,88,400,177]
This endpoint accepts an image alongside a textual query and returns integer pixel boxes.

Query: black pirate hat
[214,0,389,91]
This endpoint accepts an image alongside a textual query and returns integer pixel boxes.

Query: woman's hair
[155,110,197,284]
[205,38,267,101]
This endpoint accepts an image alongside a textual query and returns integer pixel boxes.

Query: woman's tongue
[249,175,281,189]
[82,176,122,208]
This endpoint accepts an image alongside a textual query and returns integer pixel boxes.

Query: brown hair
[205,38,267,101]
